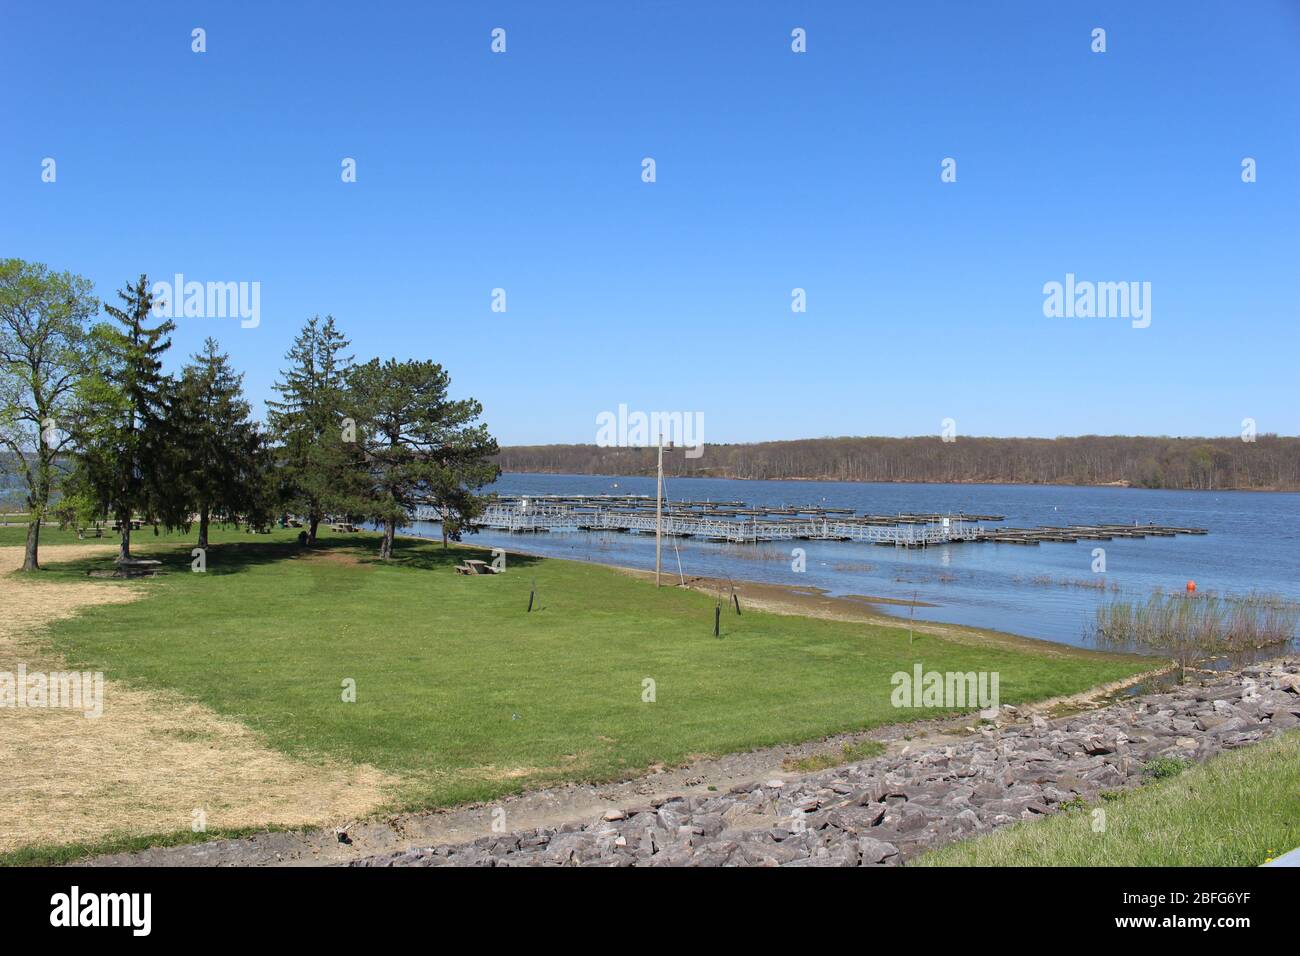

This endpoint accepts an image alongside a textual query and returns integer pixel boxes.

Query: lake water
[405,473,1300,650]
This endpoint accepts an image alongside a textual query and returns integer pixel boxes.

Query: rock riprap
[352,659,1300,867]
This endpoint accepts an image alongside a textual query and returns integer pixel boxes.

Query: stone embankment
[354,659,1300,867]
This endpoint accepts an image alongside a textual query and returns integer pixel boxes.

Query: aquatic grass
[1019,574,1119,591]
[1094,590,1298,678]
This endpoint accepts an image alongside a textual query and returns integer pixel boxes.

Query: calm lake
[406,473,1300,649]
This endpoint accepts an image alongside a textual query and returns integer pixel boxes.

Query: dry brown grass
[0,545,398,854]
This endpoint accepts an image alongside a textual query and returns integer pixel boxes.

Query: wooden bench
[330,523,359,533]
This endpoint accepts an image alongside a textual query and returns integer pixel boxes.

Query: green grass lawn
[12,525,1150,812]
[918,730,1300,866]
[3,523,95,546]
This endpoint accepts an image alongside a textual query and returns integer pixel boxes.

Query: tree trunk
[441,509,449,549]
[381,518,396,560]
[24,455,52,571]
[118,513,132,562]
[22,517,40,572]
[307,513,319,546]
[198,507,210,550]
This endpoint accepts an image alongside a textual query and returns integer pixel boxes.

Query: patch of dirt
[465,766,542,782]
[0,545,397,856]
[299,548,364,567]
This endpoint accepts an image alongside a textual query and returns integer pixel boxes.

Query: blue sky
[3,0,1298,445]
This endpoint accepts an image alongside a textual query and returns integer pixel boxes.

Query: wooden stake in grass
[909,590,917,646]
[714,603,721,638]
[527,576,536,613]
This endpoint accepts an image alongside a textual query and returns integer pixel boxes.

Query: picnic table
[455,559,498,575]
[111,557,163,578]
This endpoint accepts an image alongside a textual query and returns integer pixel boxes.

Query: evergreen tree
[72,275,174,562]
[173,338,266,548]
[348,358,498,559]
[267,316,363,544]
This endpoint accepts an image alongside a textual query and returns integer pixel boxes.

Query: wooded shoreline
[496,434,1300,492]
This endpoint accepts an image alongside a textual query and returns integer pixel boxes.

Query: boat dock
[411,495,1208,548]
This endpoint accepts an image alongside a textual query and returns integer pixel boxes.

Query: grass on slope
[917,730,1300,866]
[14,525,1148,813]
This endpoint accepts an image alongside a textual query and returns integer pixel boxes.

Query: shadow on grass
[359,533,543,573]
[27,529,543,580]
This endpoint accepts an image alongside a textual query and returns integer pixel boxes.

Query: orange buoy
[1186,580,1197,593]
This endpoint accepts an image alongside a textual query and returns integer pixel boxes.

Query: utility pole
[655,433,673,587]
[656,433,665,587]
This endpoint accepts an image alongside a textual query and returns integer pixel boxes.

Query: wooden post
[909,590,917,645]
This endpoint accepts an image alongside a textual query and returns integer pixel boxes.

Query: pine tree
[267,316,364,544]
[73,275,174,563]
[348,358,498,559]
[173,338,265,548]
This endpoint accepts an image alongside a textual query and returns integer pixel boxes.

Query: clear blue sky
[4,0,1298,445]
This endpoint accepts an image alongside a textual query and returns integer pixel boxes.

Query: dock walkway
[411,496,1206,549]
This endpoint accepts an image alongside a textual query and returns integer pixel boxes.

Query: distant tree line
[0,258,498,572]
[496,434,1300,491]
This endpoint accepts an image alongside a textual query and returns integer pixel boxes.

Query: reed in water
[1094,591,1300,679]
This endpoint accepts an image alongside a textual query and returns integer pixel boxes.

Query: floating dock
[411,495,1207,548]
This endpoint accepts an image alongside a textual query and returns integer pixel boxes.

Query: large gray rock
[857,837,900,865]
